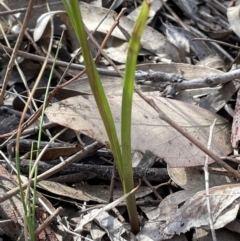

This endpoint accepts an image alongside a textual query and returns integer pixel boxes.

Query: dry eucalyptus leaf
[75,187,137,232]
[227,5,240,38]
[168,165,237,192]
[92,31,151,64]
[139,190,194,221]
[24,146,83,161]
[90,222,105,241]
[33,2,179,61]
[193,228,240,241]
[161,184,240,232]
[38,180,108,203]
[138,184,240,241]
[33,11,80,50]
[138,194,189,240]
[45,94,231,167]
[165,24,225,69]
[33,11,58,42]
[199,80,240,113]
[90,211,134,241]
[39,181,162,204]
[79,2,180,61]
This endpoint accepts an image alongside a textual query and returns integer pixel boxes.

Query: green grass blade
[62,0,123,178]
[121,0,151,234]
[62,0,151,234]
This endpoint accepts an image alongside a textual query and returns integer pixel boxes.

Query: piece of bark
[20,160,169,183]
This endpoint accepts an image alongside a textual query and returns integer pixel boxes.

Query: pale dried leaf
[79,2,180,61]
[93,32,151,64]
[227,6,240,38]
[93,211,135,241]
[139,190,194,221]
[38,180,108,203]
[45,94,231,167]
[231,89,240,148]
[90,222,105,241]
[75,187,138,231]
[37,179,162,203]
[33,11,58,41]
[33,11,79,50]
[193,228,240,241]
[198,80,240,113]
[138,184,240,240]
[159,184,240,237]
[137,222,165,241]
[168,165,236,192]
[165,25,225,69]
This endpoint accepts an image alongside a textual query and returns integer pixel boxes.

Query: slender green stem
[121,0,151,233]
[62,0,151,234]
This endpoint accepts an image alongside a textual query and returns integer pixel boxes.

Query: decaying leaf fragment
[227,5,240,38]
[231,89,240,148]
[45,94,231,167]
[162,184,240,232]
[137,184,240,241]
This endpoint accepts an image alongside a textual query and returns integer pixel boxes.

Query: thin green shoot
[26,142,36,240]
[27,31,64,240]
[14,26,64,241]
[121,0,151,233]
[62,0,150,234]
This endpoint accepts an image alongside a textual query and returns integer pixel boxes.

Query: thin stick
[34,207,64,237]
[204,119,217,241]
[159,0,189,30]
[194,37,240,50]
[0,141,103,203]
[143,176,163,201]
[0,1,62,16]
[134,86,240,180]
[0,44,120,77]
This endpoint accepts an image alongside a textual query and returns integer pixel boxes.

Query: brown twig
[134,86,240,180]
[0,1,63,16]
[159,0,189,30]
[194,38,240,50]
[95,8,127,63]
[143,176,163,201]
[111,207,125,223]
[0,44,120,77]
[0,141,103,203]
[34,207,64,238]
